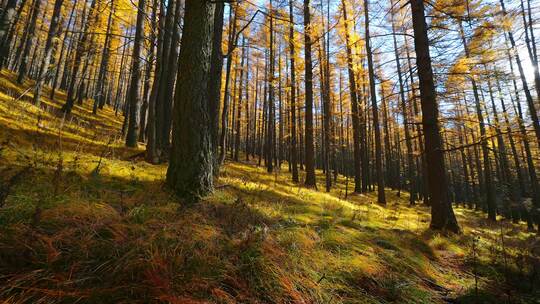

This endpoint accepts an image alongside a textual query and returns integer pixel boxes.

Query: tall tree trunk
[289,0,299,183]
[62,0,97,114]
[321,0,332,192]
[208,1,224,174]
[458,22,496,221]
[266,6,275,174]
[234,37,246,162]
[3,0,27,69]
[505,35,539,207]
[33,0,64,106]
[166,0,215,203]
[146,0,165,163]
[500,0,540,149]
[92,0,115,114]
[218,5,238,165]
[364,0,385,204]
[496,74,525,198]
[410,0,459,233]
[139,0,158,142]
[0,0,18,68]
[16,0,40,83]
[390,0,416,204]
[125,0,146,147]
[154,0,176,158]
[50,0,76,100]
[161,0,183,157]
[244,43,251,162]
[303,0,316,187]
[520,0,540,113]
[341,0,362,193]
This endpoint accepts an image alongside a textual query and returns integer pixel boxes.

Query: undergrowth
[0,70,539,303]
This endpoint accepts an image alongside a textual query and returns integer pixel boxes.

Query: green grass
[0,70,539,303]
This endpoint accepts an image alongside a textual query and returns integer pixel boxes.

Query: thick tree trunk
[166,0,215,203]
[410,0,459,233]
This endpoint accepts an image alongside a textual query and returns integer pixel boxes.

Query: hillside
[0,71,539,303]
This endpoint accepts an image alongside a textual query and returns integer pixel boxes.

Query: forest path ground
[0,70,538,303]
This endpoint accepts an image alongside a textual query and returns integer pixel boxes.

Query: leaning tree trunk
[410,0,460,233]
[166,0,215,203]
[390,0,416,204]
[50,0,76,100]
[33,0,64,106]
[458,22,496,221]
[62,0,97,114]
[0,0,18,68]
[500,0,540,150]
[16,0,40,83]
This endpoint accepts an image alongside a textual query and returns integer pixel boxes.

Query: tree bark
[33,0,64,106]
[364,0,385,204]
[289,0,299,183]
[303,0,316,187]
[208,1,224,174]
[0,0,18,68]
[410,0,459,233]
[125,0,146,147]
[166,0,215,203]
[16,0,40,83]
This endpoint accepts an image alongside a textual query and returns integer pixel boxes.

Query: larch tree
[410,0,460,233]
[125,0,146,148]
[303,0,316,188]
[364,0,386,204]
[33,0,64,106]
[166,0,215,203]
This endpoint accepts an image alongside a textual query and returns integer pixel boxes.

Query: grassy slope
[0,70,538,303]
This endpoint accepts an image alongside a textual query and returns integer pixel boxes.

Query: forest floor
[0,70,539,304]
